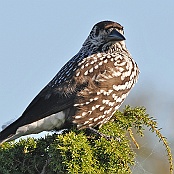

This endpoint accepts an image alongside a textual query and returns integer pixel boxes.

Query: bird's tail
[0,119,21,144]
[0,129,13,144]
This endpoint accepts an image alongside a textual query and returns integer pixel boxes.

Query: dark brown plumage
[0,21,139,144]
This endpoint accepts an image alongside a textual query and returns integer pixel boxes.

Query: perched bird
[0,21,139,144]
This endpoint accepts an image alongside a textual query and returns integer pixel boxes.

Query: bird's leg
[87,127,121,141]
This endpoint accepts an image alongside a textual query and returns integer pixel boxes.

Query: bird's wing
[18,72,90,127]
[20,83,76,125]
[0,57,88,142]
[2,61,88,133]
[0,80,79,143]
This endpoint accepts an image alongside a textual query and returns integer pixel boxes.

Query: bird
[0,20,139,144]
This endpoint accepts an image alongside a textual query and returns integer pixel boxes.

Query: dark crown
[93,21,123,30]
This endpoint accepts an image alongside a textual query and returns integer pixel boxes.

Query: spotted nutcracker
[0,21,139,144]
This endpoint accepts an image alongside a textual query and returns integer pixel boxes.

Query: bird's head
[82,21,127,55]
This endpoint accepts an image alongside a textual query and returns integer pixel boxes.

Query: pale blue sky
[0,1,174,141]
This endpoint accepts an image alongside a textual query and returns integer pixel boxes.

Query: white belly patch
[8,111,65,142]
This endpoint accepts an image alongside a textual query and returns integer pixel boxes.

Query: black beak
[107,29,126,42]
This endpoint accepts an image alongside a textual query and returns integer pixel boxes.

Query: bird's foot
[87,127,121,141]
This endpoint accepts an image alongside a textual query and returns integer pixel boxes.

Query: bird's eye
[107,28,114,33]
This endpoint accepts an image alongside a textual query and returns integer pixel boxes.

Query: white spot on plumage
[96,105,100,108]
[100,89,105,93]
[92,75,96,80]
[75,115,82,119]
[116,97,123,103]
[81,65,85,69]
[84,70,88,75]
[98,116,102,120]
[114,96,118,101]
[108,89,113,94]
[92,106,96,111]
[99,61,103,66]
[102,99,110,104]
[113,85,118,91]
[104,110,108,115]
[102,115,106,119]
[84,121,89,125]
[96,121,102,125]
[103,91,107,95]
[103,89,113,96]
[77,124,82,128]
[109,108,112,113]
[94,117,99,122]
[88,123,94,127]
[108,102,115,106]
[89,67,94,73]
[116,93,128,103]
[114,62,118,66]
[94,65,99,69]
[104,59,108,63]
[118,61,127,66]
[115,105,119,110]
[121,75,126,80]
[112,93,116,99]
[105,109,111,115]
[97,53,102,57]
[89,98,94,102]
[94,58,98,62]
[97,91,101,95]
[107,55,111,58]
[74,103,81,106]
[82,112,87,116]
[76,71,80,77]
[100,106,105,111]
[85,63,89,67]
[112,93,118,101]
[111,58,114,61]
[113,84,126,91]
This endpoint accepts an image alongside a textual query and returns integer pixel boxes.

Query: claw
[87,127,121,141]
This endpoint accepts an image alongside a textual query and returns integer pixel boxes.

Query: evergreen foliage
[0,106,173,174]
